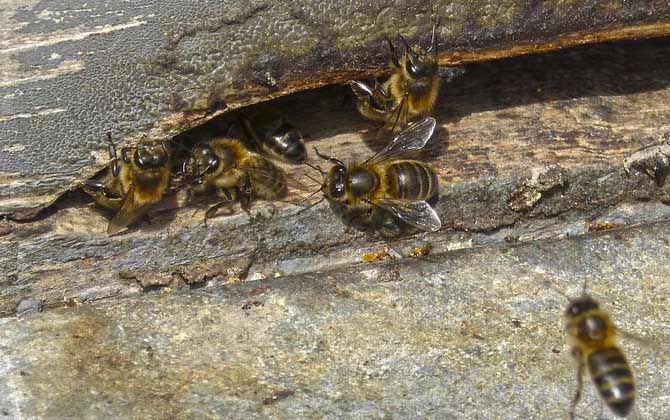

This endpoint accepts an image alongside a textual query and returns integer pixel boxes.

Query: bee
[312,117,441,232]
[184,137,287,220]
[237,108,307,163]
[565,294,636,419]
[83,133,172,235]
[349,24,440,131]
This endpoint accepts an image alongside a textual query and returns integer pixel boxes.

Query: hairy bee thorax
[566,297,617,347]
[347,166,380,197]
[569,309,617,348]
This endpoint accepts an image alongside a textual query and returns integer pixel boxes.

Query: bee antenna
[385,37,400,68]
[296,187,323,205]
[398,34,411,54]
[426,19,440,56]
[313,147,344,166]
[295,196,325,215]
[165,137,191,154]
[303,161,325,177]
[536,279,572,303]
[303,173,322,186]
[580,278,589,297]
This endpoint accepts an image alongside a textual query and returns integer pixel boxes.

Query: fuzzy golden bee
[83,133,171,235]
[237,108,307,163]
[184,137,287,220]
[311,117,441,232]
[349,25,440,131]
[565,295,636,419]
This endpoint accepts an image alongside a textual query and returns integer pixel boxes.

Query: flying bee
[349,24,440,131]
[309,117,441,232]
[237,108,307,163]
[183,137,287,220]
[83,133,172,235]
[564,292,636,418]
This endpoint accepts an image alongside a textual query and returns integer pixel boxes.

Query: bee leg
[83,180,124,210]
[204,189,236,223]
[204,202,234,223]
[83,180,119,197]
[384,92,409,133]
[238,176,254,214]
[569,350,585,420]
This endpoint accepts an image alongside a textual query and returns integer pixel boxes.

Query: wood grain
[2,39,670,316]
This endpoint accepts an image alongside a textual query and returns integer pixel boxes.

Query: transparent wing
[373,198,441,232]
[244,156,288,199]
[368,117,437,164]
[107,183,149,235]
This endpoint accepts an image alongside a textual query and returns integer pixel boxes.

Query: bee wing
[245,157,288,199]
[373,198,441,232]
[615,327,661,352]
[367,117,437,164]
[107,183,149,235]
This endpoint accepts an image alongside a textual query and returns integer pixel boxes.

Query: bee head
[191,143,227,178]
[313,147,346,200]
[133,142,169,170]
[404,50,437,79]
[565,296,599,318]
[326,164,346,199]
[392,33,437,80]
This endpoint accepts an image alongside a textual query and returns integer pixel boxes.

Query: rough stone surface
[1,221,669,419]
[3,4,670,418]
[2,1,670,216]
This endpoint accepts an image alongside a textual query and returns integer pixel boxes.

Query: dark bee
[184,137,287,220]
[565,295,636,419]
[349,24,440,131]
[237,108,306,163]
[313,117,441,232]
[83,133,171,235]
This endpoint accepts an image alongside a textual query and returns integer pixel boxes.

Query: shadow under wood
[175,37,670,157]
[441,38,670,121]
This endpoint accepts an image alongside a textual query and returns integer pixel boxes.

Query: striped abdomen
[587,347,635,417]
[385,160,437,201]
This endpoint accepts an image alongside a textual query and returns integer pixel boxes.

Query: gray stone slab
[1,221,669,419]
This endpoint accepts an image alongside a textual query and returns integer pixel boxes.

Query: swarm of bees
[82,24,652,418]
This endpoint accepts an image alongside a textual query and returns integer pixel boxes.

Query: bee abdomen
[249,158,287,199]
[587,347,635,417]
[386,161,437,201]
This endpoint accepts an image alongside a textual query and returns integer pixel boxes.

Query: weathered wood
[1,1,670,217]
[2,39,670,316]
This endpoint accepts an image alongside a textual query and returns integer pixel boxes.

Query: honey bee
[349,24,440,131]
[184,137,287,220]
[237,108,307,163]
[565,295,636,419]
[312,117,441,232]
[83,133,172,235]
